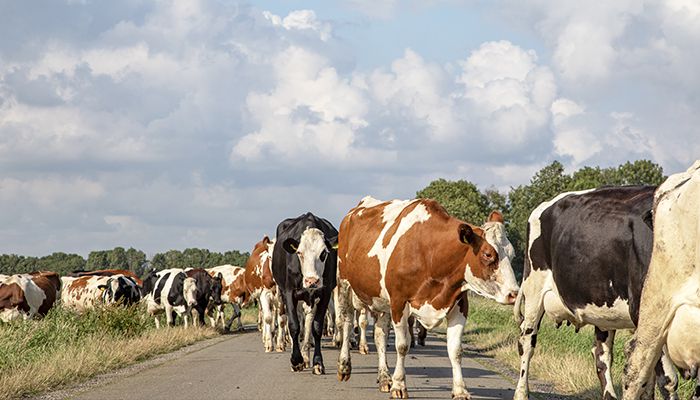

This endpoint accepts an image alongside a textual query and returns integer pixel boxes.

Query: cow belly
[409,302,450,330]
[667,305,700,371]
[572,298,634,330]
[543,290,575,324]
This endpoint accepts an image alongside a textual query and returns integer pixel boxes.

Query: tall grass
[463,294,697,399]
[0,305,220,399]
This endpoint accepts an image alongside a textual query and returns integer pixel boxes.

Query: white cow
[623,161,700,399]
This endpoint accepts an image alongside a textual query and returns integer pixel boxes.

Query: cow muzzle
[505,290,518,305]
[304,277,320,289]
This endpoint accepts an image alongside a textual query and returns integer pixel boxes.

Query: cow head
[183,277,198,307]
[99,276,140,305]
[210,273,223,305]
[458,218,517,305]
[480,211,520,305]
[283,227,337,289]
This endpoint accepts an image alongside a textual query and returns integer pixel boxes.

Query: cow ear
[262,235,271,245]
[487,210,504,223]
[459,224,476,244]
[216,272,223,281]
[642,209,653,230]
[283,238,299,254]
[325,235,339,251]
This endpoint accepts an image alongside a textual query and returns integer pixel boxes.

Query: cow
[61,273,140,311]
[623,161,700,400]
[71,269,143,286]
[513,186,678,400]
[243,236,289,352]
[184,268,223,326]
[144,268,194,328]
[0,271,60,321]
[272,212,338,375]
[336,196,519,399]
[205,264,246,331]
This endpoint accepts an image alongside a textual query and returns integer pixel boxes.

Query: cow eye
[319,250,328,263]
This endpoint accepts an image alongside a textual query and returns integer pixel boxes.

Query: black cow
[272,212,338,375]
[185,268,223,326]
[513,186,677,400]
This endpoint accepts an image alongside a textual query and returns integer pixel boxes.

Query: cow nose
[304,277,319,288]
[506,291,518,305]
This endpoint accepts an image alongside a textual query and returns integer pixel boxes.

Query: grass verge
[0,303,259,399]
[463,294,697,399]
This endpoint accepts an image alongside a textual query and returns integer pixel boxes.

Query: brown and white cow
[72,269,143,286]
[243,236,288,353]
[623,161,700,400]
[205,264,246,331]
[336,196,519,399]
[0,271,60,321]
[61,274,140,311]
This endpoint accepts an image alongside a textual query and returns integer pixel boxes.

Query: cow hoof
[378,376,392,393]
[291,362,305,372]
[265,346,273,353]
[359,344,369,355]
[312,364,325,375]
[512,388,528,400]
[390,388,408,399]
[452,393,471,400]
[303,360,311,369]
[418,339,425,347]
[276,346,285,353]
[336,362,351,382]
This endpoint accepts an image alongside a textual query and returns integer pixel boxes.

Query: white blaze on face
[296,228,330,288]
[183,277,197,307]
[482,221,520,304]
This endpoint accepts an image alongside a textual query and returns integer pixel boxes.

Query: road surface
[68,329,515,399]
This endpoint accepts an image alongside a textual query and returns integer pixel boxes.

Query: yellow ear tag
[332,243,339,250]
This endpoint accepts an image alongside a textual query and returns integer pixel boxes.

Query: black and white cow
[514,186,678,400]
[272,212,338,375]
[144,268,222,328]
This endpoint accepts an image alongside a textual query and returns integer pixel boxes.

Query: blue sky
[0,0,698,257]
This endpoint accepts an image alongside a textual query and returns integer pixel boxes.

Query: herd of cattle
[1,161,700,400]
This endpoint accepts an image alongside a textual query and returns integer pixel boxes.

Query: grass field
[462,294,697,399]
[0,303,259,399]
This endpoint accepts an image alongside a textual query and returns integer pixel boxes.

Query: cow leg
[336,279,354,381]
[357,306,370,355]
[257,304,263,332]
[333,287,343,348]
[260,289,274,352]
[284,292,305,372]
[374,311,393,392]
[276,299,288,352]
[408,316,416,348]
[654,348,678,400]
[225,302,241,332]
[301,303,314,368]
[513,286,545,400]
[311,292,331,375]
[389,307,410,399]
[592,328,617,400]
[447,301,470,400]
[417,322,427,346]
[165,305,175,327]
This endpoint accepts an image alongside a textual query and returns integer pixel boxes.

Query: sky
[0,0,699,257]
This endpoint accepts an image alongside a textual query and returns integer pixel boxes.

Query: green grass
[463,294,697,399]
[0,303,252,399]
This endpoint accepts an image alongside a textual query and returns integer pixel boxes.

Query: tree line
[416,159,665,274]
[0,247,250,277]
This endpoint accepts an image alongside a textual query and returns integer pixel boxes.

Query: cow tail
[514,221,532,324]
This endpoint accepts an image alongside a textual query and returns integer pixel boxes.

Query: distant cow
[205,264,246,331]
[0,271,60,321]
[623,162,700,399]
[336,196,519,399]
[61,274,140,311]
[144,268,191,328]
[184,268,223,326]
[514,186,678,400]
[272,212,338,374]
[72,269,143,286]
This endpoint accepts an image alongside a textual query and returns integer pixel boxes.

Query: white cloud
[263,10,332,41]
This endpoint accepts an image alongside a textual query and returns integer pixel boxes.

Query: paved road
[70,330,515,400]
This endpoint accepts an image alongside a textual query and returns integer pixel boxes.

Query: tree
[86,250,108,271]
[107,247,128,269]
[126,247,147,276]
[416,178,490,224]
